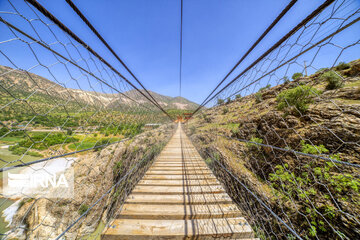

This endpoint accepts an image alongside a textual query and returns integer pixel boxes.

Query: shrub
[189,126,196,135]
[113,161,123,173]
[201,113,211,123]
[203,115,211,123]
[276,85,320,115]
[226,97,231,104]
[222,108,229,114]
[9,145,43,157]
[94,138,110,151]
[246,137,263,151]
[300,140,329,155]
[230,128,239,136]
[316,67,329,73]
[213,152,220,161]
[66,128,73,135]
[78,204,89,215]
[259,84,271,92]
[320,71,343,90]
[205,157,213,165]
[235,94,242,99]
[292,72,303,80]
[217,98,224,105]
[269,160,360,238]
[0,127,9,136]
[255,92,263,103]
[335,61,350,71]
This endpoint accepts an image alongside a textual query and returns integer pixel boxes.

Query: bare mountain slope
[0,65,198,110]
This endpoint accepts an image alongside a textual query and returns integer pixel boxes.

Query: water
[0,198,15,235]
[0,145,40,235]
[0,144,78,235]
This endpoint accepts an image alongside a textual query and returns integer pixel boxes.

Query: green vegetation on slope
[185,59,360,239]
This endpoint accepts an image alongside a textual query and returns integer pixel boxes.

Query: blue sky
[0,0,359,104]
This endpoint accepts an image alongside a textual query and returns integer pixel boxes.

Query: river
[0,144,42,235]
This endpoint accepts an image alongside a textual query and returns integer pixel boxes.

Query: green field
[0,144,40,168]
[0,136,23,143]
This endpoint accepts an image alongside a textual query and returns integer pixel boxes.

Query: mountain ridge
[0,65,198,110]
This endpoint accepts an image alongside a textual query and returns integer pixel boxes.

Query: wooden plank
[146,170,212,175]
[137,179,219,186]
[150,166,209,170]
[102,218,254,240]
[142,175,217,180]
[152,163,207,166]
[101,123,255,239]
[125,193,233,205]
[118,203,242,219]
[132,185,225,194]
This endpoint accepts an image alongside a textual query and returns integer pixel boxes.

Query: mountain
[0,65,198,111]
[122,90,199,110]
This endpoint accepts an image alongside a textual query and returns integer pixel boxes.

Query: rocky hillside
[0,65,198,111]
[184,59,360,239]
[6,123,176,239]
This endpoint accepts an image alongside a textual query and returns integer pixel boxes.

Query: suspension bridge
[102,123,256,239]
[0,0,359,240]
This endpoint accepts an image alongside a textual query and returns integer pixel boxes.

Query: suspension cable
[0,17,151,111]
[226,15,360,100]
[64,0,168,117]
[192,0,334,116]
[192,0,297,115]
[179,0,183,97]
[24,0,173,120]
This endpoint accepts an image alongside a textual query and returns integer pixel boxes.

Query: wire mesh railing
[0,0,359,239]
[0,0,175,239]
[184,0,360,239]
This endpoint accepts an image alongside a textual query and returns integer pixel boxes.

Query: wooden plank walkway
[102,123,256,239]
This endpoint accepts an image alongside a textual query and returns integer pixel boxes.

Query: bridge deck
[102,124,256,239]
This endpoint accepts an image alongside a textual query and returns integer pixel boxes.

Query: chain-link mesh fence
[1,0,359,239]
[0,0,175,238]
[184,0,360,239]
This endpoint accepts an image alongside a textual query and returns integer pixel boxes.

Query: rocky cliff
[6,123,175,239]
[184,60,360,239]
